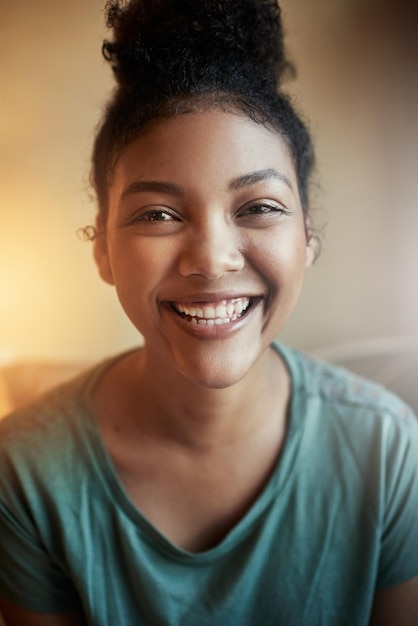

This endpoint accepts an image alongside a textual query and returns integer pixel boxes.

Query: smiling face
[94,108,314,388]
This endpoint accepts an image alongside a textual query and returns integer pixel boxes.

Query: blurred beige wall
[1,0,417,362]
[281,0,418,353]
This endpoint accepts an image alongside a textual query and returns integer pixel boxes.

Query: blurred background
[0,0,417,365]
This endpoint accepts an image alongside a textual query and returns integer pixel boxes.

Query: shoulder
[275,344,418,589]
[279,343,416,425]
[0,353,122,447]
[0,359,111,493]
[0,369,88,450]
[276,343,418,468]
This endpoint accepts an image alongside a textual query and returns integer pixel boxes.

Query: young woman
[0,1,417,624]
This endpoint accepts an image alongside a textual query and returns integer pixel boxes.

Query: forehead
[111,108,298,194]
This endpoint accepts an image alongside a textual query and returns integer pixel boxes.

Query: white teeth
[215,304,227,318]
[175,297,251,324]
[235,301,243,315]
[203,306,216,318]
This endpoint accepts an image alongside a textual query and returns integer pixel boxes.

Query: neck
[115,344,290,449]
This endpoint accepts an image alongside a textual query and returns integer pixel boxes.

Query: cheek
[109,238,173,286]
[106,237,183,332]
[249,229,308,286]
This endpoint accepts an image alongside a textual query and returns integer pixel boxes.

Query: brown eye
[240,203,285,216]
[142,210,173,221]
[134,208,178,222]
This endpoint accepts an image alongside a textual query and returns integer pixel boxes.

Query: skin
[95,109,313,392]
[90,108,311,551]
[2,108,417,624]
[0,600,87,626]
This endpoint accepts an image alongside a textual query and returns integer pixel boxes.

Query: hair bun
[102,0,292,98]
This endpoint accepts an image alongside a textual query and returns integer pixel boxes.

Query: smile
[172,297,253,326]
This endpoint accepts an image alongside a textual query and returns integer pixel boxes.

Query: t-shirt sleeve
[0,408,82,614]
[376,406,418,589]
[0,498,81,613]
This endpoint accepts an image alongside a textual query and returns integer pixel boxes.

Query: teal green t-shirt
[0,344,418,625]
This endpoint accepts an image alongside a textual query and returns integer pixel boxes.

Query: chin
[172,343,263,390]
[188,370,246,390]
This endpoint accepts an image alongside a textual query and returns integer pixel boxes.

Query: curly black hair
[91,0,316,224]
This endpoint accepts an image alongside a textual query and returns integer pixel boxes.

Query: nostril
[178,238,244,279]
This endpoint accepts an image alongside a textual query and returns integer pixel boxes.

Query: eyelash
[134,209,178,222]
[239,202,286,217]
[130,201,287,226]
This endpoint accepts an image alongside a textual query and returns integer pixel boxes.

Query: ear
[93,214,114,285]
[304,214,317,269]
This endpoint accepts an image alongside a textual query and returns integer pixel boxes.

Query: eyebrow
[119,167,293,204]
[119,180,185,204]
[228,168,293,191]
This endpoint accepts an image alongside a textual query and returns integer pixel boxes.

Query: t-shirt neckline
[78,343,307,562]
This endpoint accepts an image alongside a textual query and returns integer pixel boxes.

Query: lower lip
[163,299,261,339]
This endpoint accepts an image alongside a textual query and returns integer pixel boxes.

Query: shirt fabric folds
[0,343,417,625]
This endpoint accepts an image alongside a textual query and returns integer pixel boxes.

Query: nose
[178,217,244,279]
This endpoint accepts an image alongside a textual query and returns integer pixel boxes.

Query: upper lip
[162,291,264,304]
